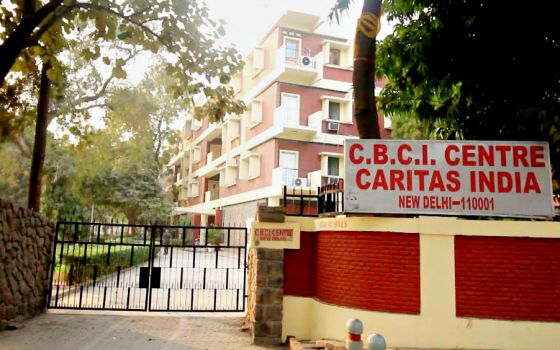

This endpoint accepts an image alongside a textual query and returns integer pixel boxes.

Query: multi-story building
[168,10,391,228]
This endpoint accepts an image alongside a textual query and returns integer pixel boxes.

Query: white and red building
[167,10,391,228]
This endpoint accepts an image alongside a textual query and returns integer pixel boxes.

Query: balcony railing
[283,180,344,217]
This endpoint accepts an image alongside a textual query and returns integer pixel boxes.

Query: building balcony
[167,149,184,167]
[206,150,222,165]
[272,167,313,188]
[195,122,221,144]
[273,106,318,141]
[276,45,323,85]
[174,173,183,187]
[204,190,220,203]
[195,152,225,179]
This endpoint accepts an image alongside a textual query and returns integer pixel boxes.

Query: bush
[55,244,157,285]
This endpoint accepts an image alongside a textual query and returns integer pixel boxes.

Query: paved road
[0,311,285,350]
[50,247,246,311]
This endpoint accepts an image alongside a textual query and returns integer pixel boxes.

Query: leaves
[377,0,560,182]
[111,65,127,79]
[117,31,132,40]
[2,0,245,130]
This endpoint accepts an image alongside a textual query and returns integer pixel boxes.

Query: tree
[331,0,383,139]
[1,0,245,210]
[103,67,185,167]
[376,0,560,181]
[27,60,50,211]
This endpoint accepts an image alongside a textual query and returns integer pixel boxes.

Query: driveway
[51,247,246,311]
[0,311,285,350]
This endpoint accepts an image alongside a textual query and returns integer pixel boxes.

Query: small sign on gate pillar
[250,221,300,249]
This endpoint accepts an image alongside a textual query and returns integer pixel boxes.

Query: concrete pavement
[0,311,286,350]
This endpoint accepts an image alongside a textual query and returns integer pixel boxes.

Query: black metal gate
[48,222,247,312]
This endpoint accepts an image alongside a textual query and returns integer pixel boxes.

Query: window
[285,37,299,62]
[192,146,201,163]
[253,47,264,71]
[281,93,300,126]
[189,181,199,197]
[250,100,262,125]
[240,153,261,180]
[279,150,298,186]
[329,48,341,65]
[321,96,351,123]
[328,101,341,121]
[327,157,339,177]
[220,162,238,187]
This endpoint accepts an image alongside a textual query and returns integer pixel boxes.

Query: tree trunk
[27,61,51,211]
[126,208,138,225]
[0,0,63,86]
[353,0,383,139]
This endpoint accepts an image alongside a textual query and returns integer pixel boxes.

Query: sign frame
[344,139,554,218]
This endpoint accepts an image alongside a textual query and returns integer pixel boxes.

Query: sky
[204,0,393,55]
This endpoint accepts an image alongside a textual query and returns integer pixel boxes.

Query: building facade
[168,10,391,228]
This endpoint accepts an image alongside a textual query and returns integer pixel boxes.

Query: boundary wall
[249,215,560,350]
[0,199,54,329]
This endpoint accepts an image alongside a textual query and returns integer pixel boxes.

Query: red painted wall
[455,236,560,322]
[278,83,360,137]
[277,140,344,175]
[284,231,421,315]
[280,30,324,57]
[219,140,276,198]
[324,66,352,81]
[284,231,316,297]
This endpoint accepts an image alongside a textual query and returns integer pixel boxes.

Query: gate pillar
[246,248,284,345]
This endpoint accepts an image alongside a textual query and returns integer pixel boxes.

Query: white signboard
[344,140,554,217]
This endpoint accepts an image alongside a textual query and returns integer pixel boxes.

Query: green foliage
[0,141,29,206]
[328,0,353,23]
[390,113,431,140]
[377,0,560,181]
[0,70,40,140]
[177,217,192,226]
[55,244,155,284]
[206,226,222,245]
[1,0,245,141]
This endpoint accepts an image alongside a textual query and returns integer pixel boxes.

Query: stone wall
[246,248,284,345]
[0,198,55,330]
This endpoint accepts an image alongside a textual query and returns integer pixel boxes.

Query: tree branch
[75,49,139,105]
[74,2,176,53]
[0,0,65,85]
[74,1,195,85]
[74,103,108,112]
[126,6,152,19]
[27,2,77,48]
[10,132,32,158]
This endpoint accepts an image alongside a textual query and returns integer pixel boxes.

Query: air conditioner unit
[327,122,339,131]
[301,56,312,66]
[293,177,308,187]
